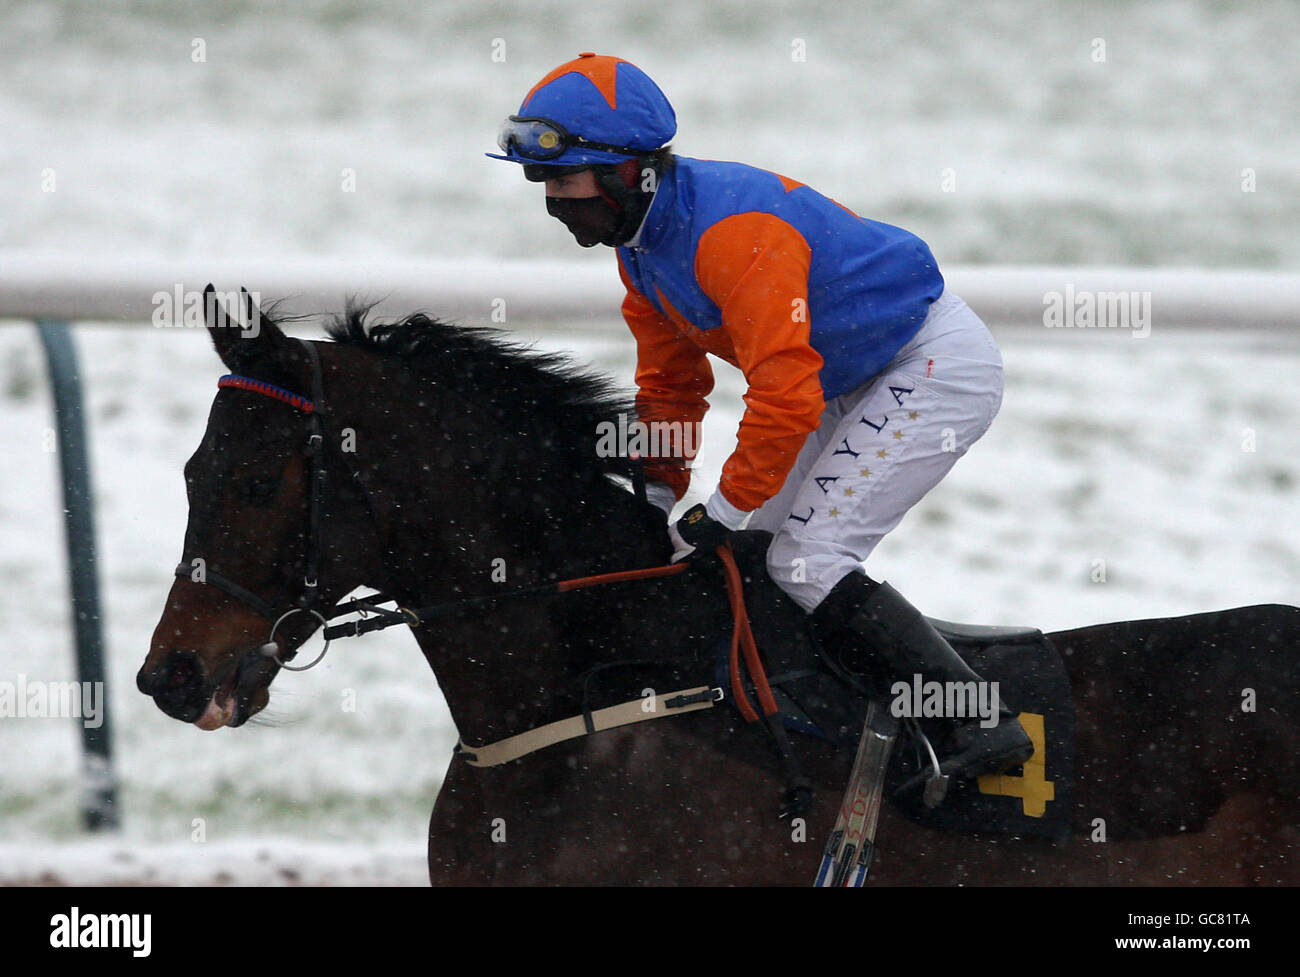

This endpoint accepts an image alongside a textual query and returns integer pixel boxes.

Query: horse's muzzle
[137,650,208,723]
[138,646,277,728]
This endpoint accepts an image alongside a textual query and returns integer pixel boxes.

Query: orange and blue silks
[617,157,944,514]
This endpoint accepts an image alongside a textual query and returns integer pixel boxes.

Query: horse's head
[137,287,371,729]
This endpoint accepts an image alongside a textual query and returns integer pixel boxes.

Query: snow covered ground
[3,0,1298,268]
[0,1,1296,883]
[0,318,1296,883]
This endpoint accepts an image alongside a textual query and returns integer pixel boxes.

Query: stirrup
[905,718,950,808]
[895,717,1034,806]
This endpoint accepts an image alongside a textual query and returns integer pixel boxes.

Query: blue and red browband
[217,375,315,413]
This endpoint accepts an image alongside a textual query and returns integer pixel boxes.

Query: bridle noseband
[175,340,335,670]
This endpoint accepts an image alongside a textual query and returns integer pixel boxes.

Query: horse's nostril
[166,657,195,690]
[144,650,207,722]
[156,650,199,685]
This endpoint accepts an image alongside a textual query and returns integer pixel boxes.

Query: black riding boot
[811,572,1034,791]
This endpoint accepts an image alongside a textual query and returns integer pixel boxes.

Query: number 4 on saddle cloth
[719,532,1076,843]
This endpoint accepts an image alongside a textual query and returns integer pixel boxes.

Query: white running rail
[1,251,1296,331]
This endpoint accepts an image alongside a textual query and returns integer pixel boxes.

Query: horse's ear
[204,284,299,378]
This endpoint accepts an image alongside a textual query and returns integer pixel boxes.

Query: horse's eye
[239,475,279,505]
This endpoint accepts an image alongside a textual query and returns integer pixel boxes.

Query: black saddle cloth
[723,532,1075,842]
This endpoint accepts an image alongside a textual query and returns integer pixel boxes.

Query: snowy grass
[2,0,1297,267]
[0,312,1295,883]
[1,0,1296,883]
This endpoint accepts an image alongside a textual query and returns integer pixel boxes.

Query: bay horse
[138,290,1300,884]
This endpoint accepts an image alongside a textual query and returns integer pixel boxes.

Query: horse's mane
[323,302,638,482]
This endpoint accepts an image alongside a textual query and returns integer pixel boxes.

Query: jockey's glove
[643,482,697,561]
[673,503,733,556]
[667,520,695,563]
[644,481,676,516]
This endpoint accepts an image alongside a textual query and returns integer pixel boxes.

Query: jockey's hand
[667,520,695,563]
[673,503,732,557]
[643,482,697,562]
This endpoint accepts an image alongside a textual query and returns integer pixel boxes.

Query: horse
[137,290,1300,884]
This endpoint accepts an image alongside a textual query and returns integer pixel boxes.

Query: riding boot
[810,572,1034,791]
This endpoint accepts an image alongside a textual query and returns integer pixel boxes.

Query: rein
[181,343,807,813]
[321,562,691,642]
[180,335,702,665]
[179,340,693,666]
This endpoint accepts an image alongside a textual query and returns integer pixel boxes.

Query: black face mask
[546,195,620,248]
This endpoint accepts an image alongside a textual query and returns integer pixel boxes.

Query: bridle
[174,340,338,671]
[171,338,689,671]
[168,337,810,813]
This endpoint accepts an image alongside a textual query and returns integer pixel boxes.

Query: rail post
[35,319,119,831]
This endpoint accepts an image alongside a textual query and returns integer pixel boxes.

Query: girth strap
[454,684,721,767]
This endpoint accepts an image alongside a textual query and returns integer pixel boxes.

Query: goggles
[496,115,643,161]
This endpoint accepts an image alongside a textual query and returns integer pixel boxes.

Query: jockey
[488,53,1032,790]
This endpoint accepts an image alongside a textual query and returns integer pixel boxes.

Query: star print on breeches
[786,382,919,526]
[745,289,1005,612]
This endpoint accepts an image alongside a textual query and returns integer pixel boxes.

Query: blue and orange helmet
[488,53,676,170]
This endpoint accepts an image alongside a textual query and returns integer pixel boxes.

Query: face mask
[546,195,620,248]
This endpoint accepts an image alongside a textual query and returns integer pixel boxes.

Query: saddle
[718,532,1075,844]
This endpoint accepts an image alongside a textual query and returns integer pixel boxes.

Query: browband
[217,375,315,413]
